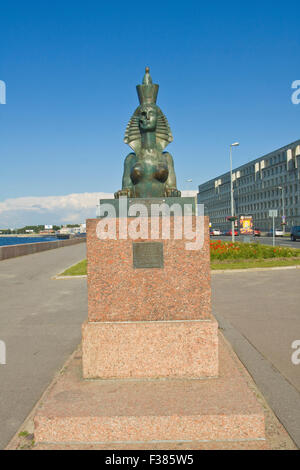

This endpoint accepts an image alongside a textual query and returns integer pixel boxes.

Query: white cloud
[0,190,198,228]
[0,192,114,228]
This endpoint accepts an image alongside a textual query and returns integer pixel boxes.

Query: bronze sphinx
[115,67,181,199]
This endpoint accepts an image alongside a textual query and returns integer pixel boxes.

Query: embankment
[0,238,86,261]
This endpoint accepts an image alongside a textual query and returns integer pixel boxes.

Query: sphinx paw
[165,188,181,197]
[114,189,132,199]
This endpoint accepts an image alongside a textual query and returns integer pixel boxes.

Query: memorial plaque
[133,242,164,269]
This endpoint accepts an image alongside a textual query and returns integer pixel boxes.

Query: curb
[53,259,87,279]
[211,265,300,274]
[52,275,87,280]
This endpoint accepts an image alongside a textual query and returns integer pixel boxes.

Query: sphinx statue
[114,67,181,199]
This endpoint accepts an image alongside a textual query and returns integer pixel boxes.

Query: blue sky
[1,1,300,210]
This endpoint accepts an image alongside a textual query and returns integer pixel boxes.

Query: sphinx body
[120,149,179,198]
[115,68,181,199]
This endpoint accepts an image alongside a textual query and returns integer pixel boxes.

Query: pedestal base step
[34,335,265,445]
[82,317,218,379]
[33,440,269,450]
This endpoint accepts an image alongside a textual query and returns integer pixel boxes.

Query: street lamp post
[278,186,285,235]
[230,142,239,242]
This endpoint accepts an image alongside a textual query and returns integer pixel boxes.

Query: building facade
[197,139,300,233]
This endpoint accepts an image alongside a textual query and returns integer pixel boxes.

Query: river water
[0,236,57,246]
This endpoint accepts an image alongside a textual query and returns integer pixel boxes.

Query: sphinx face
[138,104,157,132]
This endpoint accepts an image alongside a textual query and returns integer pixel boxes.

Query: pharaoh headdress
[124,67,173,154]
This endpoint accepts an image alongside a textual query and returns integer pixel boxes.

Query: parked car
[210,229,222,236]
[253,228,261,237]
[291,226,300,241]
[225,229,239,236]
[268,228,284,237]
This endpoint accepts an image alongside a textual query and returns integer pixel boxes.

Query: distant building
[197,139,300,232]
[181,190,198,198]
[59,226,77,235]
[59,224,86,235]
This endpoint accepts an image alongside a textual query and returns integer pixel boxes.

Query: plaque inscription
[132,242,164,269]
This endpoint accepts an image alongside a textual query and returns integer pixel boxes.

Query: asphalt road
[213,235,300,249]
[0,244,87,449]
[212,268,300,448]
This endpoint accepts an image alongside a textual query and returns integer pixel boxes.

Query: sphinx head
[138,104,158,132]
[124,68,173,151]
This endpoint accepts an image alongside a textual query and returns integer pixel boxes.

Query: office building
[197,139,300,232]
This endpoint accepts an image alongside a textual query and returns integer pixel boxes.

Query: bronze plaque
[133,242,164,269]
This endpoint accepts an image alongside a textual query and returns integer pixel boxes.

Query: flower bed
[210,241,300,261]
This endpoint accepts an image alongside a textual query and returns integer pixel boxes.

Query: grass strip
[59,256,300,276]
[60,259,87,276]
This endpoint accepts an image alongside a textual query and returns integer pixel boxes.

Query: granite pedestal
[82,215,218,379]
[33,209,266,447]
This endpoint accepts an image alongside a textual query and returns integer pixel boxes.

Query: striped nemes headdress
[124,67,173,153]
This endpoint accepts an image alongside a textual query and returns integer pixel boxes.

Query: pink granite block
[82,317,218,379]
[34,335,265,444]
[86,216,211,322]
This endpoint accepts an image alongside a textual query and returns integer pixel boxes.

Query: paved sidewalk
[212,268,300,448]
[0,244,87,449]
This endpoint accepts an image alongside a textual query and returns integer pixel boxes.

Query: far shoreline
[0,234,55,237]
